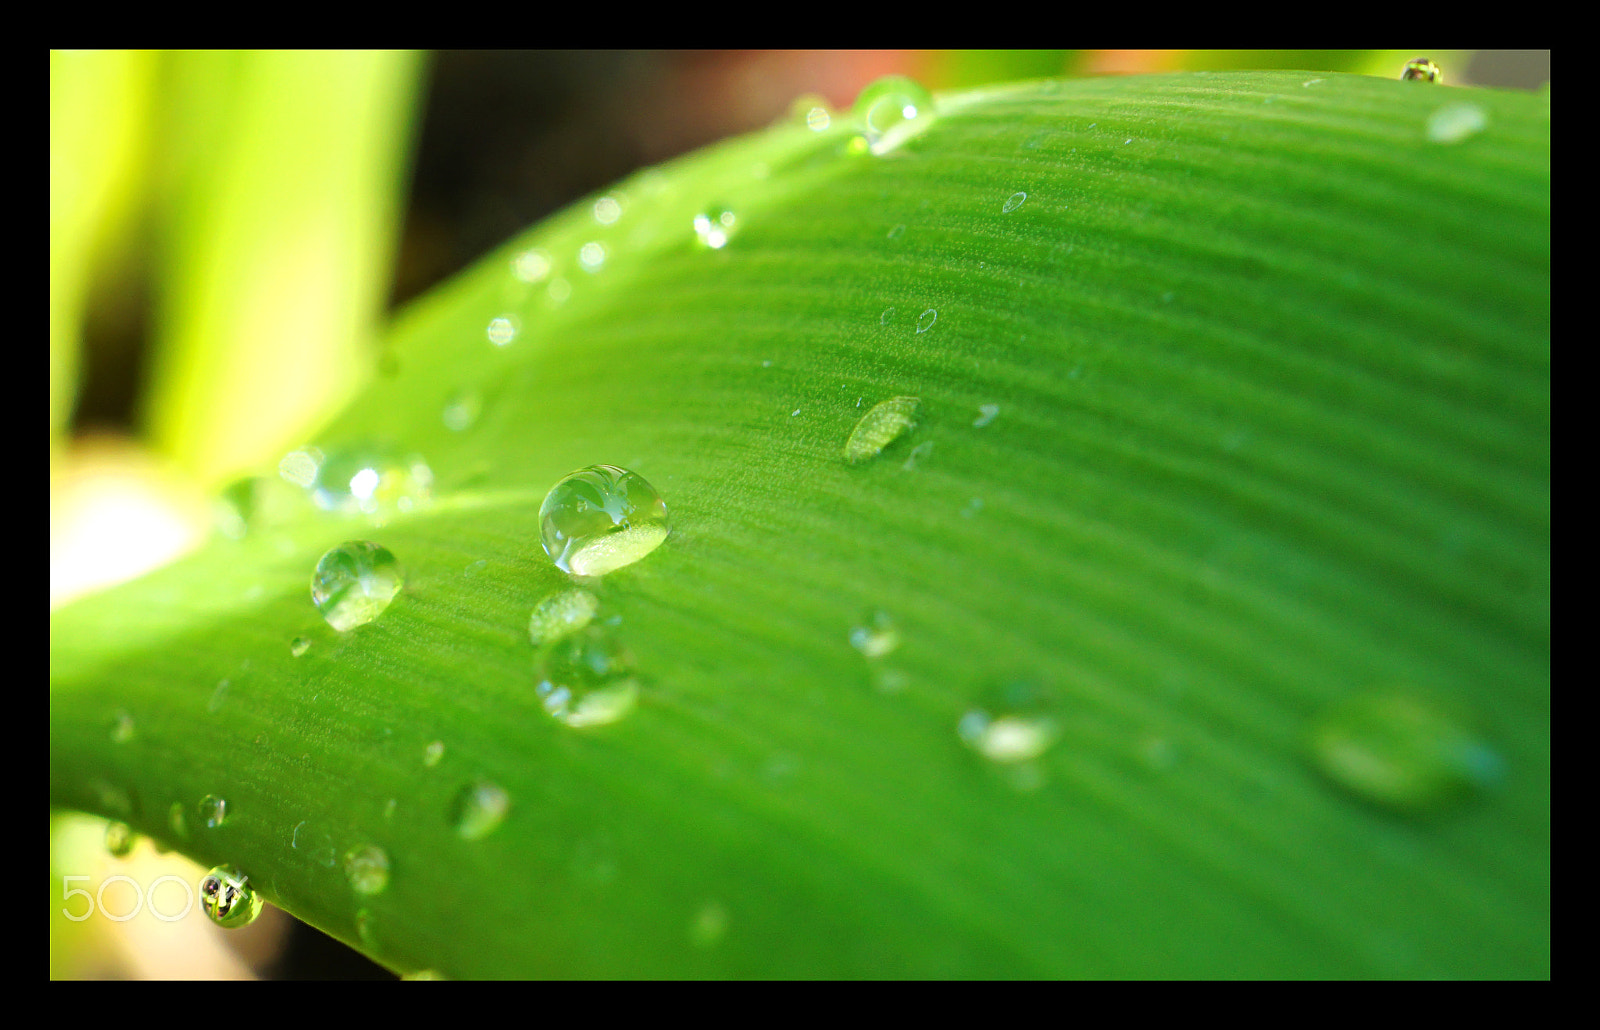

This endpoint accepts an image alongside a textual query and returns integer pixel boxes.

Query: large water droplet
[344,843,391,895]
[693,207,738,249]
[852,75,936,155]
[1305,689,1503,816]
[307,447,432,521]
[1426,103,1489,144]
[311,541,403,632]
[535,624,640,728]
[530,588,600,645]
[539,465,671,577]
[199,794,228,829]
[1401,58,1442,83]
[844,396,921,464]
[200,865,263,928]
[450,780,511,841]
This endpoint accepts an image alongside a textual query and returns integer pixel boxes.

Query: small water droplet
[1305,688,1503,816]
[539,465,670,577]
[512,247,551,283]
[592,195,622,225]
[200,865,263,928]
[688,902,729,948]
[578,241,607,272]
[902,440,934,471]
[1426,102,1489,144]
[887,223,905,239]
[916,309,937,334]
[960,497,984,518]
[535,624,640,728]
[450,780,511,841]
[104,820,136,858]
[880,307,895,325]
[958,681,1061,763]
[487,315,519,347]
[693,206,738,249]
[442,390,482,432]
[278,447,323,489]
[547,276,572,305]
[290,636,311,657]
[168,801,188,840]
[852,75,936,155]
[1302,78,1325,88]
[423,740,445,767]
[1401,58,1442,83]
[311,541,403,632]
[791,408,801,417]
[529,588,600,645]
[973,403,1000,428]
[344,843,391,895]
[207,679,230,714]
[849,610,900,658]
[1002,192,1027,213]
[199,794,228,829]
[110,710,135,744]
[844,396,920,464]
[790,92,831,131]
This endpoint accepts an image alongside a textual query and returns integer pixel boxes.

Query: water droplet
[512,248,551,283]
[442,390,482,432]
[791,408,801,417]
[306,447,432,520]
[693,207,737,249]
[916,309,937,333]
[1401,58,1442,83]
[849,609,900,658]
[450,780,511,841]
[688,902,729,948]
[960,497,984,518]
[1426,103,1489,144]
[887,223,905,239]
[311,541,404,632]
[958,681,1061,763]
[973,403,1000,428]
[529,588,600,645]
[852,75,936,155]
[355,908,377,946]
[578,241,607,272]
[168,801,189,840]
[290,636,311,657]
[200,866,263,928]
[1002,191,1027,213]
[592,196,622,225]
[879,307,895,325]
[535,624,640,728]
[547,276,572,305]
[104,820,136,858]
[791,93,831,131]
[539,465,671,577]
[1302,78,1324,88]
[207,679,229,714]
[902,440,934,471]
[110,710,135,744]
[199,794,228,829]
[344,843,391,895]
[423,740,445,768]
[1305,689,1503,815]
[278,447,323,489]
[487,315,519,347]
[844,396,920,464]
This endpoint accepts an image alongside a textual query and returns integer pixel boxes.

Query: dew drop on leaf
[311,541,403,632]
[535,624,640,728]
[843,396,920,464]
[1401,57,1442,83]
[199,794,228,829]
[344,843,391,896]
[200,865,263,929]
[539,465,670,577]
[450,780,511,841]
[852,75,936,155]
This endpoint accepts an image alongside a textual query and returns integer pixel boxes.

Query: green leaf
[50,71,1550,978]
